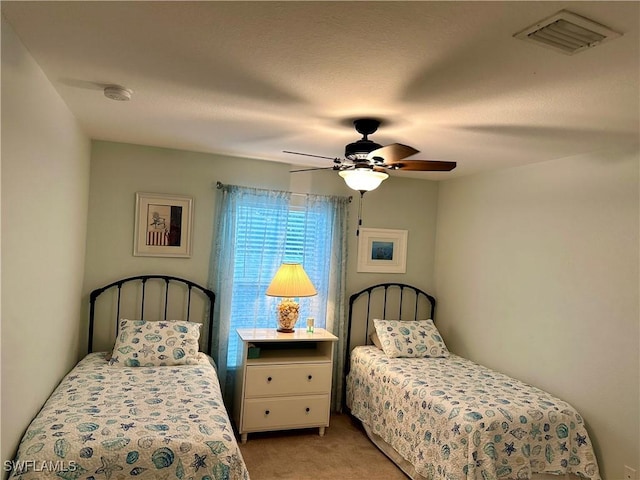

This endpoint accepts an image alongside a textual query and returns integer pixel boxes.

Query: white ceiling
[2,1,639,180]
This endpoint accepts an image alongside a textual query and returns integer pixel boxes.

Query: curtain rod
[215,181,352,202]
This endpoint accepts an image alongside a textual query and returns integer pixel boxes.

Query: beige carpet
[238,414,408,480]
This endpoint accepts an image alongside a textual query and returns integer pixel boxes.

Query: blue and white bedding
[346,346,600,480]
[10,352,250,480]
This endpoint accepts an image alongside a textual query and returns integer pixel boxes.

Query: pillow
[369,330,383,350]
[109,319,202,367]
[373,319,449,358]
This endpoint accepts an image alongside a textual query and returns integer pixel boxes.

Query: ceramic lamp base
[276,298,299,332]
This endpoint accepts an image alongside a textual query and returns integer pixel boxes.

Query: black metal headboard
[88,275,215,354]
[346,282,436,350]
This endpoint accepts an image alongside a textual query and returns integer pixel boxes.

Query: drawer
[245,363,331,397]
[242,395,329,431]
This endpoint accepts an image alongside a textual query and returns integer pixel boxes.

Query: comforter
[10,352,250,480]
[347,346,600,480]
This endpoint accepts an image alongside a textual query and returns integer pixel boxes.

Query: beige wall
[85,141,439,351]
[434,145,639,479]
[1,17,91,464]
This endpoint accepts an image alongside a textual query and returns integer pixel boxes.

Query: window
[209,184,348,407]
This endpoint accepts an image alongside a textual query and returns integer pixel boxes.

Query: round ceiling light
[339,168,389,192]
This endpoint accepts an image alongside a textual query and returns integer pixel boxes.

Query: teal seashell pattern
[373,319,449,358]
[109,320,202,367]
[151,447,174,469]
[347,346,601,480]
[9,352,249,479]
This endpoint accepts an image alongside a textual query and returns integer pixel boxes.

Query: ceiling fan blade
[387,160,457,171]
[289,166,338,173]
[283,150,339,161]
[368,143,419,163]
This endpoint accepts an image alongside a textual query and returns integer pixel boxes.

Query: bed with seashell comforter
[344,283,601,480]
[9,275,250,480]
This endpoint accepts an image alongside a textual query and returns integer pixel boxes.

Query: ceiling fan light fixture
[339,168,389,192]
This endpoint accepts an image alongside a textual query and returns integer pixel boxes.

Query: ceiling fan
[285,118,456,192]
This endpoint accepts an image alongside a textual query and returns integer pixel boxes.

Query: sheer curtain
[208,184,349,409]
[208,185,290,402]
[300,193,349,411]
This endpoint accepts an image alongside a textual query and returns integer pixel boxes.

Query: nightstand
[233,328,338,443]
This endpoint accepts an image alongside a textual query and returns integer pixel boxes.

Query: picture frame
[133,192,193,257]
[357,228,408,273]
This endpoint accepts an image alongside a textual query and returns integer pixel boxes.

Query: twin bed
[344,283,601,480]
[10,275,250,480]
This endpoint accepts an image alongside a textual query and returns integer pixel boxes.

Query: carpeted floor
[238,414,408,480]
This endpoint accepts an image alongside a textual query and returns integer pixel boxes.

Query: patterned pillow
[373,319,449,358]
[109,319,202,367]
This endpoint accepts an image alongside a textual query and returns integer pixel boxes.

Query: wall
[1,17,91,464]
[434,145,639,479]
[85,141,439,351]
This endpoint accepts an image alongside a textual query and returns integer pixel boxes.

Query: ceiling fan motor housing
[345,118,383,160]
[345,139,382,160]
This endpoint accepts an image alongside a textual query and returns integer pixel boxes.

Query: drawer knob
[305,407,310,413]
[267,376,272,382]
[265,410,270,415]
[307,375,313,380]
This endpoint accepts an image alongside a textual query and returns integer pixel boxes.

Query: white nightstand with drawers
[234,328,338,443]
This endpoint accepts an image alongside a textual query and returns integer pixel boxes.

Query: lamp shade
[266,263,317,298]
[339,168,389,192]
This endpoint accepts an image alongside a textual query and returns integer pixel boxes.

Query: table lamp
[266,262,317,332]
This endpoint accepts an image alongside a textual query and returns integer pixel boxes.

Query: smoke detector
[514,10,622,55]
[104,86,132,101]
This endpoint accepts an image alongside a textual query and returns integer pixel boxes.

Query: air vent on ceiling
[514,10,622,55]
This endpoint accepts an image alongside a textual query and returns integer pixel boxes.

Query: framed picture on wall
[133,192,193,257]
[357,228,408,273]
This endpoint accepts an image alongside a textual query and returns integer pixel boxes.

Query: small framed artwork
[357,228,408,273]
[133,192,193,257]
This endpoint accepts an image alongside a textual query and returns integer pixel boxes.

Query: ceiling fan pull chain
[356,191,365,237]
